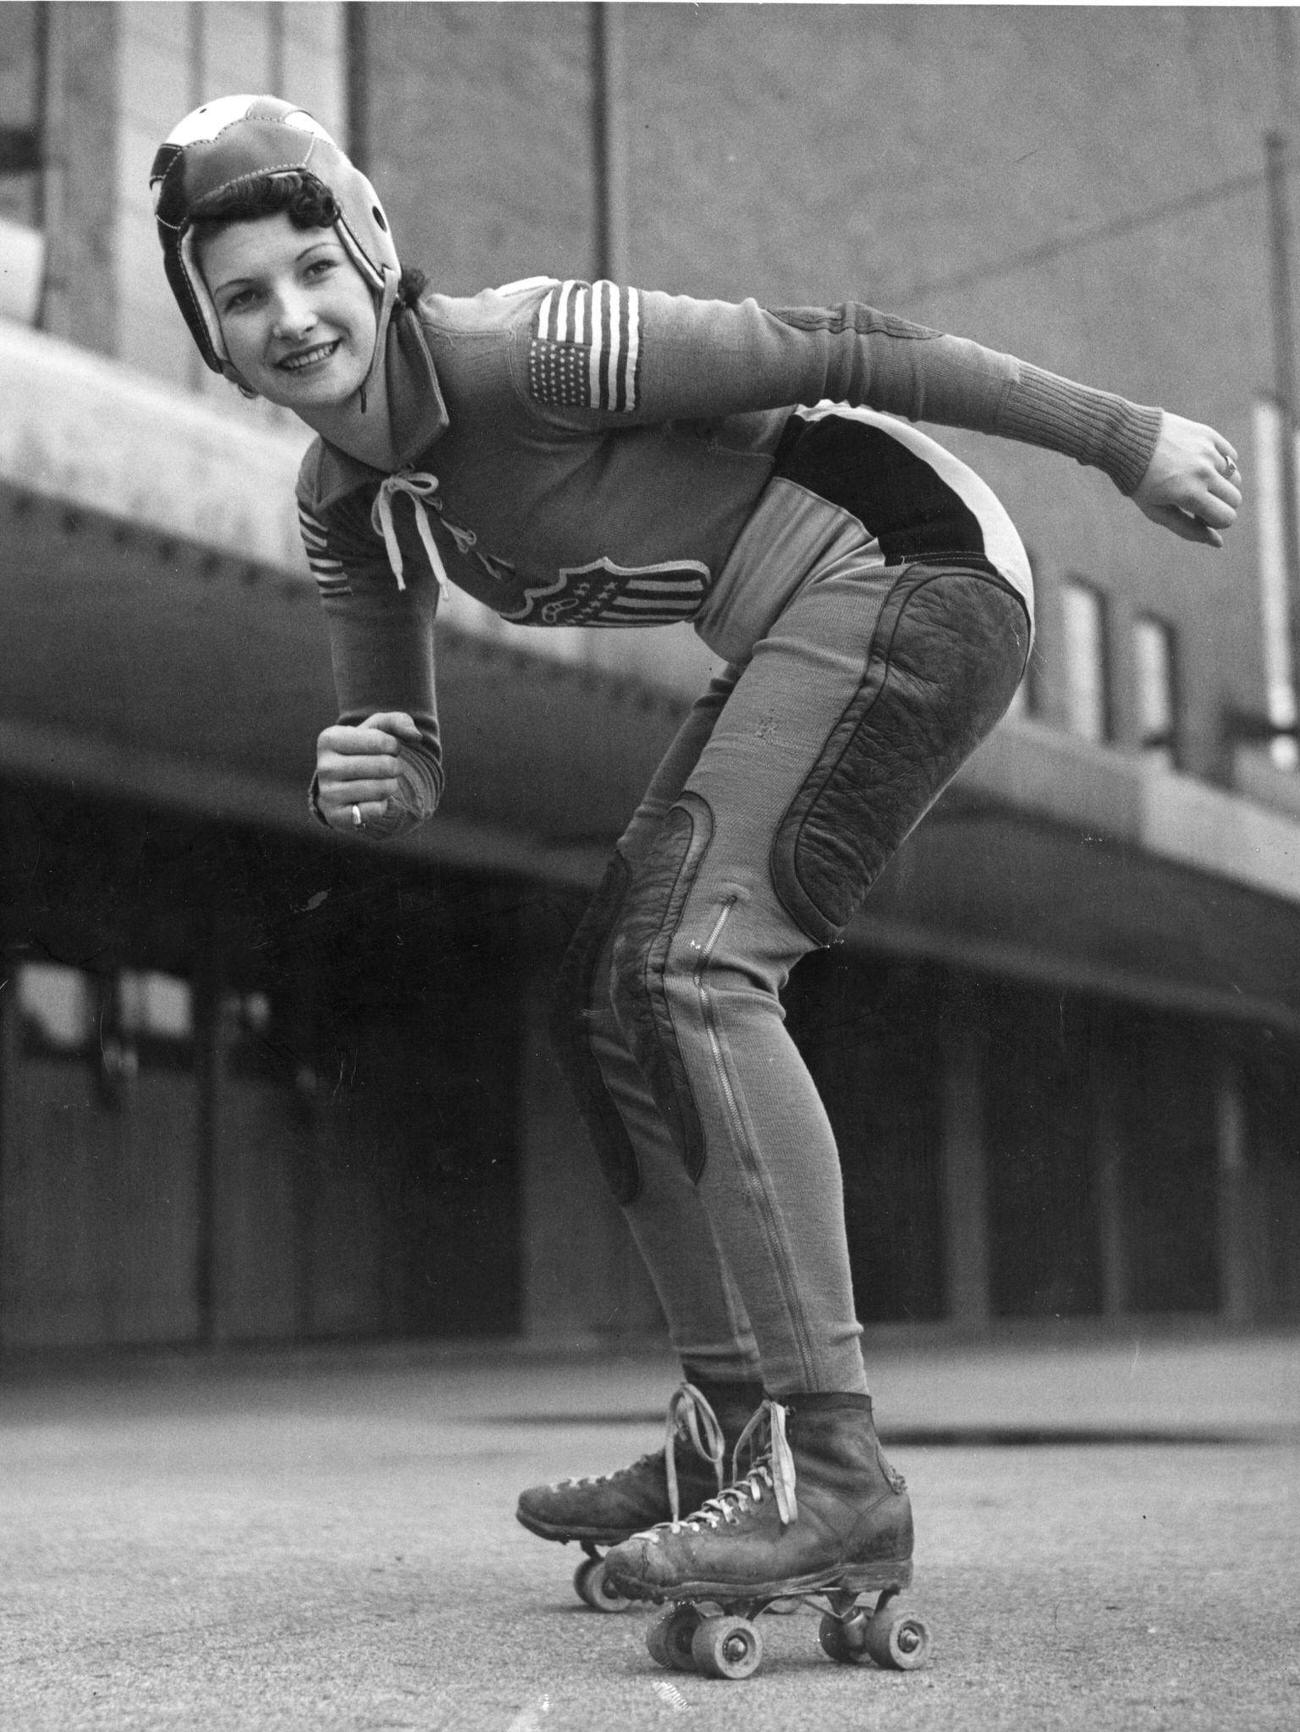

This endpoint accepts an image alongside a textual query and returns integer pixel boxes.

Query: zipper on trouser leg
[692,896,818,1390]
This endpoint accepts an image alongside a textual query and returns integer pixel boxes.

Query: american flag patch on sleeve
[528,280,642,411]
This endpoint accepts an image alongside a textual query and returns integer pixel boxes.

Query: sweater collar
[309,305,449,507]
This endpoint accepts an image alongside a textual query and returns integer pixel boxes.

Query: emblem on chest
[500,556,710,627]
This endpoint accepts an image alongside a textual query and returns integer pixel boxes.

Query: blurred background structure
[1,2,1298,1364]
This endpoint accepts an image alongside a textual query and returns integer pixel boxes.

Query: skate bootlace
[552,1382,726,1521]
[644,1399,798,1537]
[662,1382,726,1520]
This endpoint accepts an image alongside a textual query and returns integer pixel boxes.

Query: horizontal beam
[0,321,719,698]
[958,717,1300,908]
[0,716,606,892]
[851,908,1300,1041]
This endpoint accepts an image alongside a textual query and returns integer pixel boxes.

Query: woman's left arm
[513,282,1242,545]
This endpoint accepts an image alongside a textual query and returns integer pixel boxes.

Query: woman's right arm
[299,498,445,840]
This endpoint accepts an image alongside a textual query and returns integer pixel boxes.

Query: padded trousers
[552,544,1031,1396]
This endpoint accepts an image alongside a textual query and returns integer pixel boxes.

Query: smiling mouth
[277,340,341,372]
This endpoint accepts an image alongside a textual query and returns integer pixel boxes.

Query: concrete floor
[2,1328,1298,1731]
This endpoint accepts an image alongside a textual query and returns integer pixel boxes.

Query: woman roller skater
[151,96,1241,1671]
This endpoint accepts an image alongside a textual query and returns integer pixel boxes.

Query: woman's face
[201,213,378,411]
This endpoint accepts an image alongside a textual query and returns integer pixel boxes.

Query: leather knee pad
[772,564,1030,945]
[550,852,643,1205]
[609,790,714,1185]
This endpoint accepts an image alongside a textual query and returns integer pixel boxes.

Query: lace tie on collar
[371,470,448,594]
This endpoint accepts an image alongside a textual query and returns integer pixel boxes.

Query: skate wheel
[818,1608,870,1665]
[691,1614,763,1680]
[647,1605,705,1671]
[864,1601,931,1671]
[573,1555,634,1613]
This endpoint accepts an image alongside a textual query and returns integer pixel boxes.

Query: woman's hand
[1132,412,1242,547]
[315,711,422,832]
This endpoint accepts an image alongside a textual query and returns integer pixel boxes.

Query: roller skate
[603,1392,931,1677]
[515,1376,763,1611]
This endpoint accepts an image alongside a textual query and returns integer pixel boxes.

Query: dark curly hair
[189,170,340,243]
[190,170,427,306]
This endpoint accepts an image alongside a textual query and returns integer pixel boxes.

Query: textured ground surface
[2,1329,1298,1731]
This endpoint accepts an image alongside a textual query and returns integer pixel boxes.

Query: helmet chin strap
[358,269,399,416]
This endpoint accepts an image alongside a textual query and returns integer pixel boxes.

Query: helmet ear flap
[177,224,228,369]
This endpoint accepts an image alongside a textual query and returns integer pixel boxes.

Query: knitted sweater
[297,278,1162,835]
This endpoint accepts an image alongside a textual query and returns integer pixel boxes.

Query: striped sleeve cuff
[357,745,444,841]
[1000,363,1163,496]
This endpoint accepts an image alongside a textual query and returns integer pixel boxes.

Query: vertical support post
[0,789,15,1357]
[0,977,15,1358]
[1091,1047,1128,1318]
[1215,1056,1254,1326]
[592,1,629,283]
[344,3,370,171]
[1266,132,1300,730]
[32,0,50,225]
[291,968,321,1343]
[268,2,287,104]
[192,918,225,1349]
[31,0,58,332]
[1252,399,1299,767]
[940,1028,991,1327]
[516,918,661,1345]
[516,959,599,1342]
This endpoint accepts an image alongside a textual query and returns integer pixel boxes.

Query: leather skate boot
[516,1377,764,1609]
[602,1392,913,1605]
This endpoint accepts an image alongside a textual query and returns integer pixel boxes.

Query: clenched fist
[315,711,422,831]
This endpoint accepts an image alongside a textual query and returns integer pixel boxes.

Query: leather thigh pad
[610,790,714,1184]
[772,564,1029,945]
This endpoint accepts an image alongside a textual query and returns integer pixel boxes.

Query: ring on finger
[351,804,364,830]
[1222,455,1239,482]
